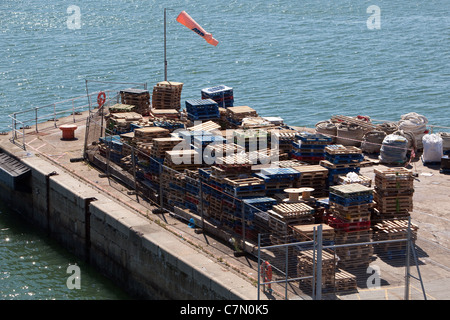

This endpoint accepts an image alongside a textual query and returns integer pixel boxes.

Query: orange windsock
[176,11,218,46]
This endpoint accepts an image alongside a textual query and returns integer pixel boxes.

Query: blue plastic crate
[295,132,332,143]
[185,98,218,114]
[325,154,364,164]
[260,167,301,180]
[187,112,220,121]
[329,193,373,206]
[292,141,327,150]
[201,85,233,98]
[99,135,123,153]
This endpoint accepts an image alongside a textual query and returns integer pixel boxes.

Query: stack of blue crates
[323,145,363,185]
[291,132,332,163]
[185,99,220,121]
[201,85,234,108]
[255,167,301,194]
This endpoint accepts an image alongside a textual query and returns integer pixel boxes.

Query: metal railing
[8,80,148,150]
[256,219,426,300]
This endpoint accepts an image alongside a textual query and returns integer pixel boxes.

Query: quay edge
[0,121,259,300]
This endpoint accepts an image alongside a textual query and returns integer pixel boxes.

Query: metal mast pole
[164,8,167,81]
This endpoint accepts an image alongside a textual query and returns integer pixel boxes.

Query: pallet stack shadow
[291,132,332,164]
[371,168,418,256]
[320,145,363,186]
[120,88,151,115]
[151,81,183,110]
[327,184,374,270]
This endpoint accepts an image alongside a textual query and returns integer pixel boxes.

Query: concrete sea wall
[0,149,254,300]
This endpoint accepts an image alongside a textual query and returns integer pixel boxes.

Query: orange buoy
[97,91,106,107]
[59,124,78,140]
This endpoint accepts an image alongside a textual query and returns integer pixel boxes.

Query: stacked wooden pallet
[327,184,374,270]
[320,145,363,185]
[150,108,181,120]
[203,142,245,162]
[297,249,336,291]
[269,128,297,154]
[164,149,202,171]
[106,112,143,134]
[133,126,170,145]
[109,103,136,113]
[149,137,184,159]
[233,129,269,152]
[292,165,329,198]
[226,106,258,127]
[337,172,372,187]
[372,219,418,253]
[291,223,335,243]
[334,268,357,293]
[151,81,183,110]
[372,168,414,220]
[120,88,151,115]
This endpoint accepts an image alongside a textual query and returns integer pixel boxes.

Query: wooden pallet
[374,167,413,179]
[331,115,378,130]
[320,160,361,170]
[335,230,372,244]
[329,183,373,197]
[373,194,413,211]
[325,145,362,155]
[291,223,335,242]
[331,208,371,223]
[337,174,372,187]
[134,126,170,138]
[334,268,357,292]
[272,202,315,217]
[226,106,258,119]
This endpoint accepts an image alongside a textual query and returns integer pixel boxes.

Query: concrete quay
[0,111,260,300]
[0,110,449,300]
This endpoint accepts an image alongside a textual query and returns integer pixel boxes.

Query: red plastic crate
[326,215,370,232]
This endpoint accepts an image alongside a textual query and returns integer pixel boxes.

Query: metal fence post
[241,201,246,253]
[35,107,39,133]
[404,216,412,300]
[53,103,57,128]
[199,181,204,232]
[257,233,261,300]
[12,113,17,140]
[131,146,138,202]
[159,163,164,208]
[315,224,323,300]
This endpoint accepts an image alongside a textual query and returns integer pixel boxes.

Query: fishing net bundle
[379,134,408,164]
[398,112,428,150]
[315,120,337,143]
